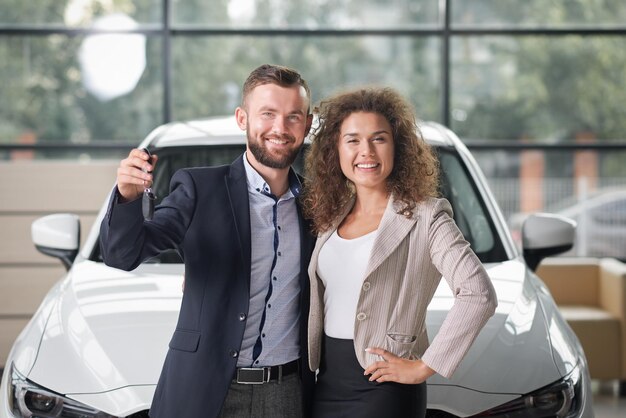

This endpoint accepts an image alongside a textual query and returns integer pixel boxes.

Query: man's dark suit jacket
[99,155,316,418]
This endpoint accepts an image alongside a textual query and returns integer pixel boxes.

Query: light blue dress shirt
[237,154,302,367]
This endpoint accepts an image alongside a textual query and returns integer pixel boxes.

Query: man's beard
[247,131,301,169]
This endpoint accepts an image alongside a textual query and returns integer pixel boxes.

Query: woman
[302,87,497,417]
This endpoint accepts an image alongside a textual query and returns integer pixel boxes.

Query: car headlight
[8,363,120,418]
[472,364,583,417]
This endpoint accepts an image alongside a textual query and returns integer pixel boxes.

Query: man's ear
[235,107,247,130]
[304,113,313,137]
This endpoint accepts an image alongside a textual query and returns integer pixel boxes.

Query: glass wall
[451,0,626,28]
[171,35,440,121]
[172,0,440,29]
[0,0,162,27]
[450,36,626,141]
[0,35,162,144]
[1,0,624,145]
[1,0,625,258]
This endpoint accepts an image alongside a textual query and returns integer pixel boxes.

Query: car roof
[144,116,457,149]
[554,187,626,214]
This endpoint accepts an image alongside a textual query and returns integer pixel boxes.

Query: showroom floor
[594,394,626,418]
[593,381,626,418]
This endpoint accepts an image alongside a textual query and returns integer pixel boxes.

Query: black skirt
[313,335,426,418]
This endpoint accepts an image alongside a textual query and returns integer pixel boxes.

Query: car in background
[553,188,626,261]
[0,117,593,417]
[508,188,626,261]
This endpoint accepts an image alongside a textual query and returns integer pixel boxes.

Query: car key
[141,148,156,220]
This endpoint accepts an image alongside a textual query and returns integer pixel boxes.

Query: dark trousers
[313,335,426,418]
[218,373,303,418]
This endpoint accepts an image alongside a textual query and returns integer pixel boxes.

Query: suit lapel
[296,200,315,284]
[363,196,419,279]
[225,155,251,288]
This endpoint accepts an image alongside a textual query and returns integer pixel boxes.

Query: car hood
[26,259,574,417]
[425,259,577,416]
[26,260,183,415]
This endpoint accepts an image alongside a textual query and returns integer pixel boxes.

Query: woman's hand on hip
[364,347,436,384]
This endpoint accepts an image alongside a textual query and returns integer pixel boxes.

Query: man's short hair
[242,64,311,111]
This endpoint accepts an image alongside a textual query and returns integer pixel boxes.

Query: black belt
[235,359,299,384]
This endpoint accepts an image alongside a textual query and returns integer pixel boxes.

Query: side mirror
[31,214,80,270]
[522,213,576,271]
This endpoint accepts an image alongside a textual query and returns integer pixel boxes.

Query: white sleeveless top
[316,229,377,339]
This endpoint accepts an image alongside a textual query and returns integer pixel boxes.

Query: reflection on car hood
[427,259,569,416]
[27,259,572,417]
[27,261,183,415]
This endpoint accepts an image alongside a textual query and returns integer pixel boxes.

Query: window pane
[439,151,500,260]
[451,0,626,28]
[172,36,441,122]
[0,0,161,27]
[0,35,163,146]
[475,147,626,260]
[173,0,440,29]
[450,36,626,141]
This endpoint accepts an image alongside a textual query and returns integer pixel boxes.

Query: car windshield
[91,144,507,264]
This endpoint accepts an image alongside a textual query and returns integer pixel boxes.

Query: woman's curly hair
[302,87,440,234]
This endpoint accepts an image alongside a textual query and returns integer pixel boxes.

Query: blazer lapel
[363,196,419,279]
[225,155,251,288]
[307,227,333,281]
[308,195,419,280]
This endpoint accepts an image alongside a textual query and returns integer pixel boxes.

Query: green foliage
[452,0,626,27]
[452,36,626,142]
[0,0,160,26]
[0,34,162,143]
[0,0,624,149]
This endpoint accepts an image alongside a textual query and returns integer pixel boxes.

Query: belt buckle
[236,367,271,384]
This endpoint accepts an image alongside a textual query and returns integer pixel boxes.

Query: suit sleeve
[420,198,497,378]
[100,169,197,271]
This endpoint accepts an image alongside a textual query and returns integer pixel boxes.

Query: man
[100,64,315,418]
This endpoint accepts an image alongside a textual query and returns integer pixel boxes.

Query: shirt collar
[242,152,302,198]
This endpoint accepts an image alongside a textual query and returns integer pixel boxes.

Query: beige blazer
[307,196,497,379]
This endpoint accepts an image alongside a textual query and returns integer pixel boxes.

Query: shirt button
[278,251,282,256]
[238,313,247,321]
[362,282,371,291]
[356,312,367,321]
[229,350,239,358]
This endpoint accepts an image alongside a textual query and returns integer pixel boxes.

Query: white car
[0,117,593,417]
